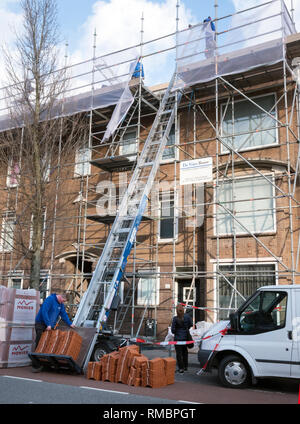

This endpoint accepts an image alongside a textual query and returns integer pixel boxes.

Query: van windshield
[239,291,287,333]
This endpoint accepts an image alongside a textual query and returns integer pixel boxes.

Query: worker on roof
[203,16,216,59]
[132,57,144,79]
[31,292,75,372]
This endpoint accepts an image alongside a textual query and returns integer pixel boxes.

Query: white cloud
[68,0,195,87]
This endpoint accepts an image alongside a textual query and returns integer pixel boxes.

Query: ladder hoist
[30,69,182,373]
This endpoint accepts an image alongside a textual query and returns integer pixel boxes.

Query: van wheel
[218,355,250,389]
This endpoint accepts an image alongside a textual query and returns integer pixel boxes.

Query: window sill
[212,231,277,239]
[220,142,280,156]
[158,237,178,244]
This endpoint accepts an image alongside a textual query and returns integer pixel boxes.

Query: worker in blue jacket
[32,293,75,372]
[203,16,216,58]
[132,57,144,79]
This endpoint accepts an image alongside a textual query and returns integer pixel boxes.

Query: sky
[0,0,299,91]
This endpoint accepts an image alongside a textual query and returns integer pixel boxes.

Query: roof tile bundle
[115,345,139,384]
[86,345,176,389]
[34,329,82,362]
[0,340,34,368]
[55,330,82,361]
[148,358,167,388]
[45,330,62,354]
[163,357,176,385]
[0,286,39,368]
[102,351,119,382]
[87,361,102,381]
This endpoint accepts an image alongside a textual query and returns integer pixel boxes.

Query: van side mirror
[229,312,238,331]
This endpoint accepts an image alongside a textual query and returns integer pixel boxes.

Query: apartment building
[0,0,299,340]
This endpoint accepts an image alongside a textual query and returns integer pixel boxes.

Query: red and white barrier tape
[197,325,230,376]
[128,327,229,347]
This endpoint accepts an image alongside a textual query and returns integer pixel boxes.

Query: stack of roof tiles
[35,329,82,362]
[87,361,102,381]
[0,286,40,368]
[86,345,176,388]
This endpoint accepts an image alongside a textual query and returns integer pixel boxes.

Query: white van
[198,285,300,388]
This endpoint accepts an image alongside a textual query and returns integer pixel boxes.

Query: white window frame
[6,160,20,188]
[158,191,178,243]
[0,213,16,252]
[8,270,24,289]
[39,270,50,300]
[213,260,278,322]
[183,286,195,304]
[119,128,137,160]
[74,147,91,177]
[137,269,160,306]
[220,92,279,154]
[29,208,47,251]
[214,173,276,237]
[161,120,180,164]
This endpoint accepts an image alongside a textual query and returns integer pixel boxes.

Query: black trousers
[34,322,47,349]
[175,345,188,370]
[32,323,46,369]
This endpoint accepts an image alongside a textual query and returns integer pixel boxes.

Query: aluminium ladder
[73,70,182,367]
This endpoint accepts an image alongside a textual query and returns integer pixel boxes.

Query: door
[291,289,300,377]
[236,289,292,378]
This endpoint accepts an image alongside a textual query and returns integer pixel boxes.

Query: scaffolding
[0,0,299,339]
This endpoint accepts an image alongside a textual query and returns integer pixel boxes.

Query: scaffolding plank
[87,214,152,224]
[90,155,136,172]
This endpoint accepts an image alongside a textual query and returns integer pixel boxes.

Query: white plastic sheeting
[0,0,296,133]
[176,0,296,89]
[0,48,139,133]
[102,56,139,143]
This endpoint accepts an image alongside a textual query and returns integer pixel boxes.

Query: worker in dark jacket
[203,16,216,59]
[171,304,193,373]
[32,293,75,372]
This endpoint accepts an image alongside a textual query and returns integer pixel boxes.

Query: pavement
[139,345,200,369]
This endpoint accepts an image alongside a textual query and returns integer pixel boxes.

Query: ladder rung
[116,228,131,233]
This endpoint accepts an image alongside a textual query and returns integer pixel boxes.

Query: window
[39,270,50,301]
[221,94,278,153]
[74,148,91,177]
[159,192,178,241]
[7,161,20,188]
[162,124,177,161]
[29,209,47,250]
[216,175,275,235]
[119,129,137,160]
[8,271,24,289]
[0,213,16,252]
[239,290,287,333]
[137,271,159,306]
[218,263,276,320]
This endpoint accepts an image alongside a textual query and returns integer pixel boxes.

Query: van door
[235,290,292,378]
[291,289,300,378]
